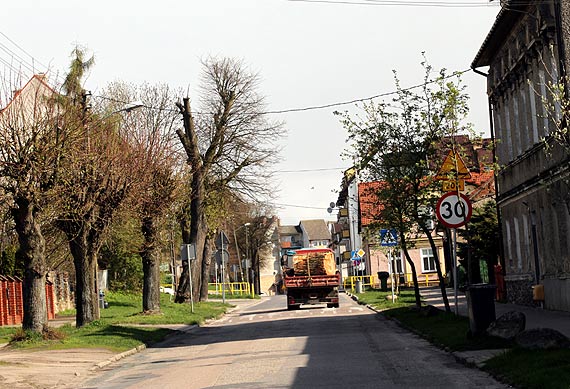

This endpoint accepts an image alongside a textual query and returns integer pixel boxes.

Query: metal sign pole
[186,244,194,314]
[221,231,226,304]
[390,249,395,303]
[452,228,458,315]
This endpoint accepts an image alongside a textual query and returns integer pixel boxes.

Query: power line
[273,202,329,210]
[262,68,472,114]
[275,167,349,173]
[287,0,501,7]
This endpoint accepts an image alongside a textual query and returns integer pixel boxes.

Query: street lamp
[234,223,251,284]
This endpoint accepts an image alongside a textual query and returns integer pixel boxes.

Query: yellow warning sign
[442,179,465,192]
[435,150,471,180]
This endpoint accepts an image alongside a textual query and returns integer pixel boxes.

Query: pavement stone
[0,298,260,388]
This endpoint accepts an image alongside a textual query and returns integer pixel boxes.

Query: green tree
[337,59,473,311]
[457,200,500,284]
[57,47,142,327]
[102,81,181,313]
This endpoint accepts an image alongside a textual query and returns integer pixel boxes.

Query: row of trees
[0,48,281,333]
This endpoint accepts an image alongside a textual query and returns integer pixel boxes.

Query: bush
[10,326,66,344]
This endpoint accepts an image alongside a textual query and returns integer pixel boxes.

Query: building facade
[473,0,570,311]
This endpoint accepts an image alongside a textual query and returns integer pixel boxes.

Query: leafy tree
[101,216,144,292]
[175,57,283,303]
[337,59,472,311]
[457,200,500,284]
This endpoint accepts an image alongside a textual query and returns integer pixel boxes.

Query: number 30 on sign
[435,192,472,229]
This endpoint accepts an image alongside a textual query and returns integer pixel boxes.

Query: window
[388,253,403,274]
[421,248,436,273]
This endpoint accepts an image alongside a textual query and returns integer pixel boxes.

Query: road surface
[80,293,505,388]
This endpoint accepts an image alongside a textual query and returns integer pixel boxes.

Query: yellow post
[251,283,254,298]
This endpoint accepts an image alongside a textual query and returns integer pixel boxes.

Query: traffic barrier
[208,282,251,295]
[344,273,442,292]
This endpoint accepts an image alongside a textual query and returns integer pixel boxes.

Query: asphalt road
[80,293,506,389]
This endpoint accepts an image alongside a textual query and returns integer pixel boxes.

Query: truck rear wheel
[327,303,339,308]
[287,304,300,310]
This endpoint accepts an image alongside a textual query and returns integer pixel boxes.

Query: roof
[358,181,384,227]
[472,1,530,68]
[300,219,331,240]
[0,74,56,114]
[467,171,496,202]
[432,136,494,173]
[278,225,301,235]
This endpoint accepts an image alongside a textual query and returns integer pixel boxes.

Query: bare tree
[103,81,182,313]
[56,48,142,327]
[176,57,283,302]
[0,72,73,332]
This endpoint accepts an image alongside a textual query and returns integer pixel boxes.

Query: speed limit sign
[436,192,472,228]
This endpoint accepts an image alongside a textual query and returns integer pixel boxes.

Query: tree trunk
[400,233,421,309]
[175,97,208,304]
[200,234,213,301]
[67,227,100,327]
[420,224,451,313]
[11,198,47,332]
[141,216,160,313]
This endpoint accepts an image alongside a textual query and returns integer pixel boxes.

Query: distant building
[299,219,332,248]
[472,0,570,311]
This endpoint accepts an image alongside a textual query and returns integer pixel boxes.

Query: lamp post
[234,223,251,287]
[89,99,144,311]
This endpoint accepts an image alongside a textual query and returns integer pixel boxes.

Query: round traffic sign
[435,192,472,229]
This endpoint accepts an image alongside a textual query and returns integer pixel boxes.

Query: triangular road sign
[436,150,471,180]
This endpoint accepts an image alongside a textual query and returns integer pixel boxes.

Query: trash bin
[99,291,106,310]
[377,272,390,291]
[355,280,363,293]
[466,283,496,336]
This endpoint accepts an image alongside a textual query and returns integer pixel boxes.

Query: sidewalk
[420,286,570,338]
[0,298,260,388]
[419,286,570,367]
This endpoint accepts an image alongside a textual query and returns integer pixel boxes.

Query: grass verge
[356,288,570,388]
[8,291,230,351]
[484,348,570,389]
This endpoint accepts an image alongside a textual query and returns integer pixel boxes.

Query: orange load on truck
[283,248,340,310]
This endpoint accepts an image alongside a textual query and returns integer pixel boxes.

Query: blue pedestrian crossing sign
[380,229,398,247]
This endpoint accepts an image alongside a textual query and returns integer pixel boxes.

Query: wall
[0,275,59,326]
[365,236,446,285]
[484,2,570,312]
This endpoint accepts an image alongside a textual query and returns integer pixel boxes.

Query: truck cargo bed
[284,274,340,288]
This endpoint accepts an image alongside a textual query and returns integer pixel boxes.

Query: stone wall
[47,272,74,313]
[505,278,538,307]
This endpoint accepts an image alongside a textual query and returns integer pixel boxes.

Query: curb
[354,295,509,375]
[91,344,147,370]
[88,300,259,371]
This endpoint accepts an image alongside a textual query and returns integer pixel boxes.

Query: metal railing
[343,275,376,292]
[344,273,442,292]
[208,282,254,297]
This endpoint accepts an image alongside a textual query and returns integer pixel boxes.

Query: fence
[209,282,254,297]
[0,275,56,326]
[344,273,442,292]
